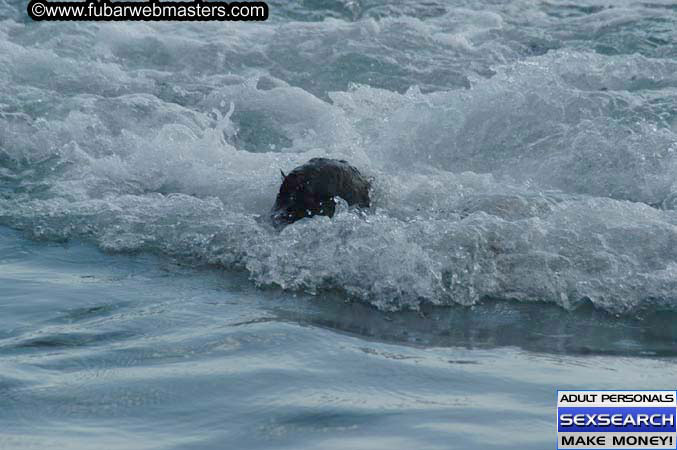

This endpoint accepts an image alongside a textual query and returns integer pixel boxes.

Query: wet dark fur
[271,158,371,228]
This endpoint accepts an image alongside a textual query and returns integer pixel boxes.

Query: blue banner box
[558,408,676,433]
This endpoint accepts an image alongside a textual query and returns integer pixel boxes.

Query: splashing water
[2,0,677,314]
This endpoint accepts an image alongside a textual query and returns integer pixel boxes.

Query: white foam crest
[4,180,677,313]
[331,50,677,205]
[2,5,677,313]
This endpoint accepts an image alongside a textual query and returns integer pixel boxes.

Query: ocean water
[1,0,677,448]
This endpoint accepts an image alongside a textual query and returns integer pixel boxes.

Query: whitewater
[1,0,676,448]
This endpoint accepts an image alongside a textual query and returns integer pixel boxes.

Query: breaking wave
[2,0,677,312]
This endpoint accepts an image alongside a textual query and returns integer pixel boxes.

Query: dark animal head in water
[271,158,371,228]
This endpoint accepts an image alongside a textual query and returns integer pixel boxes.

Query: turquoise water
[2,0,677,448]
[2,226,676,449]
